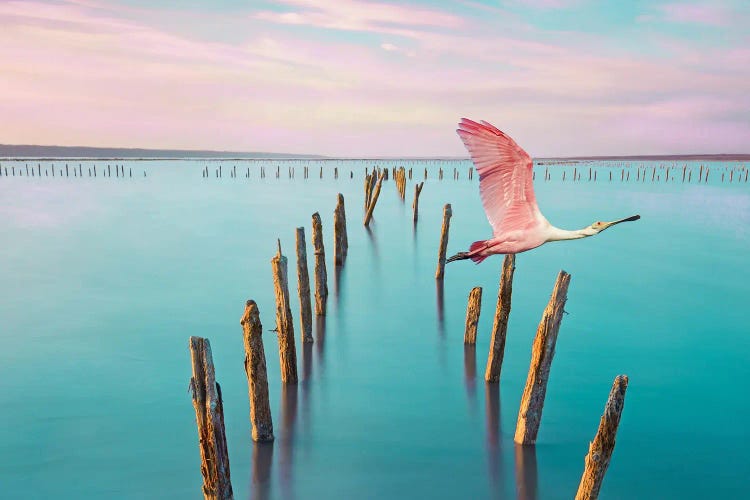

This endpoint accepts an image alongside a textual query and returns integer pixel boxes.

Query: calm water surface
[1,159,748,499]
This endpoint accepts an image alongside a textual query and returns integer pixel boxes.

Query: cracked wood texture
[575,375,629,500]
[514,270,571,445]
[311,212,328,316]
[434,204,452,279]
[240,301,275,442]
[484,254,515,382]
[333,193,348,266]
[463,287,483,344]
[295,227,313,343]
[189,336,234,500]
[272,243,298,383]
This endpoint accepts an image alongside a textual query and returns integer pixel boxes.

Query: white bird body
[448,118,639,264]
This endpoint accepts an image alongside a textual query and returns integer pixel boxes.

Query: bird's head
[586,214,641,235]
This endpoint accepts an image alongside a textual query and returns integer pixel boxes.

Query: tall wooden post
[333,193,348,266]
[412,182,424,223]
[295,228,313,343]
[311,213,328,315]
[485,254,515,382]
[272,241,298,383]
[240,301,274,442]
[575,375,629,500]
[434,204,452,279]
[189,336,234,500]
[363,172,385,226]
[463,287,483,344]
[514,271,571,445]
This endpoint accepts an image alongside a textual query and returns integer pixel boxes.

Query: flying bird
[447,118,640,264]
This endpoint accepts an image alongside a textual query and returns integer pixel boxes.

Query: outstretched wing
[456,118,545,235]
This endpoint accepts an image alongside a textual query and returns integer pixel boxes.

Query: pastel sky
[1,0,748,156]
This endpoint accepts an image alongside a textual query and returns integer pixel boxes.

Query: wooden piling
[412,181,424,223]
[188,336,234,500]
[485,254,515,382]
[363,172,385,226]
[575,375,629,500]
[240,301,274,442]
[463,287,483,344]
[434,204,452,280]
[363,174,372,212]
[514,270,571,445]
[272,241,298,383]
[311,213,328,316]
[295,228,314,343]
[333,194,348,266]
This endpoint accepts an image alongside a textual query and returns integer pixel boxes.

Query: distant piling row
[0,162,140,178]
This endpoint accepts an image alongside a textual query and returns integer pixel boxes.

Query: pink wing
[457,118,545,235]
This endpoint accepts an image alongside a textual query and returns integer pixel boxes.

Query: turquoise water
[1,159,748,499]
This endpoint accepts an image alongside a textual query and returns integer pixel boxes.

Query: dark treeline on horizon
[0,144,324,160]
[1,144,748,161]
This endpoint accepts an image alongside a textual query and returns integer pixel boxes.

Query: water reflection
[334,264,343,305]
[485,382,503,496]
[514,444,538,500]
[251,442,274,500]
[279,384,298,500]
[364,224,379,260]
[301,342,313,435]
[436,279,445,337]
[315,316,327,372]
[463,345,477,414]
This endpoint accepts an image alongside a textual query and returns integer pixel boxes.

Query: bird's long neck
[546,225,595,242]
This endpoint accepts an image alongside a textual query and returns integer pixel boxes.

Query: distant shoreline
[0,144,748,162]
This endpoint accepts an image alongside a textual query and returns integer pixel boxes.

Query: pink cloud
[0,1,748,157]
[659,3,731,26]
[253,0,465,36]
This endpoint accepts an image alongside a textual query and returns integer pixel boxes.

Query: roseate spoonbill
[447,118,640,264]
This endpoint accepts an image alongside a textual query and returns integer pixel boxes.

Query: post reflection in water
[279,384,299,500]
[251,442,274,500]
[334,264,344,305]
[464,345,477,414]
[301,342,313,435]
[514,444,538,500]
[436,279,445,337]
[485,382,503,496]
[315,315,326,372]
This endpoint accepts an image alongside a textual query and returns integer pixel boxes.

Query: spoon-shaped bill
[605,214,640,228]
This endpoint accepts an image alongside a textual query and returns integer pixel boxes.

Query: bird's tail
[447,240,489,264]
[447,252,469,263]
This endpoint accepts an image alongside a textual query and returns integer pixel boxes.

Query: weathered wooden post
[463,287,483,344]
[514,270,571,445]
[575,375,629,500]
[485,254,515,382]
[434,204,452,279]
[188,336,234,500]
[295,228,314,344]
[363,174,372,212]
[240,300,274,442]
[272,241,298,383]
[333,193,348,266]
[363,172,385,226]
[311,213,328,316]
[412,182,424,223]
